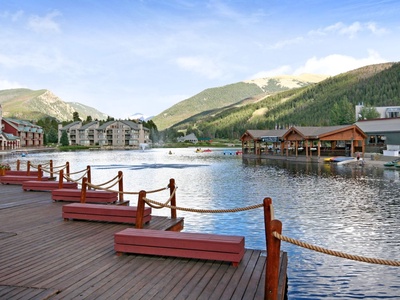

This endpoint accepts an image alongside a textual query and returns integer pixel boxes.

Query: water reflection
[1,149,399,299]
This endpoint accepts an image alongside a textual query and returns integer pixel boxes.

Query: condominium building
[58,120,151,148]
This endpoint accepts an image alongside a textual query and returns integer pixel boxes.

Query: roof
[355,118,400,133]
[243,129,287,140]
[3,118,43,132]
[289,126,349,137]
[0,132,20,141]
[59,121,81,131]
[79,121,98,130]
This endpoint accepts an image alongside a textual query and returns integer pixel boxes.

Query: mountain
[0,88,108,121]
[167,62,399,139]
[151,74,328,130]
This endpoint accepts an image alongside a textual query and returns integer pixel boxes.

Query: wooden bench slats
[23,181,78,191]
[1,175,49,185]
[115,230,244,253]
[63,213,152,224]
[63,203,152,225]
[4,170,40,176]
[52,188,118,203]
[63,203,150,217]
[114,228,245,265]
[114,244,245,263]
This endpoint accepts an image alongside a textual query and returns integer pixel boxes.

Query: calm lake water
[2,148,400,299]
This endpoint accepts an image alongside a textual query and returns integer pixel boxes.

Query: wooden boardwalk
[0,184,287,300]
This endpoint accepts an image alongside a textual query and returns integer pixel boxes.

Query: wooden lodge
[241,125,368,161]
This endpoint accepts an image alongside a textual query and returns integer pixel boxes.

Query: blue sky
[1,0,399,119]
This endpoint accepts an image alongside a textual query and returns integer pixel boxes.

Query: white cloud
[293,50,387,76]
[0,79,24,90]
[175,56,224,79]
[309,21,387,39]
[27,10,61,33]
[249,65,293,79]
[267,37,304,50]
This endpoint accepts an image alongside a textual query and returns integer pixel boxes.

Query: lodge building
[58,120,151,148]
[0,105,44,150]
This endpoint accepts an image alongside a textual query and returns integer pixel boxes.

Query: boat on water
[195,148,212,153]
[325,156,359,165]
[384,158,400,167]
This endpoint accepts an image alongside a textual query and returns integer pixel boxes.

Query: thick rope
[87,177,121,190]
[142,198,264,213]
[273,231,400,267]
[143,187,178,209]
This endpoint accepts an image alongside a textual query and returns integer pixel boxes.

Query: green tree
[330,96,354,125]
[73,112,80,122]
[60,131,69,146]
[47,127,59,143]
[358,106,380,120]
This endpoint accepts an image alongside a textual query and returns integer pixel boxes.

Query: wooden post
[264,197,282,300]
[66,162,70,181]
[38,164,42,180]
[58,169,64,189]
[17,160,20,171]
[118,171,124,203]
[80,177,87,203]
[27,161,31,175]
[87,166,91,190]
[50,160,54,179]
[135,190,146,229]
[169,178,177,219]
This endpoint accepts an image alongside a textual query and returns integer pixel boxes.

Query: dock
[0,184,287,299]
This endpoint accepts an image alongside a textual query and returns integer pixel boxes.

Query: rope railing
[41,163,68,174]
[63,168,89,184]
[142,197,264,213]
[87,173,122,190]
[142,186,177,209]
[272,231,400,267]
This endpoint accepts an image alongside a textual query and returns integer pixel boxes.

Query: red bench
[4,170,40,176]
[23,180,78,191]
[52,188,118,203]
[0,175,49,185]
[114,228,245,266]
[63,203,152,224]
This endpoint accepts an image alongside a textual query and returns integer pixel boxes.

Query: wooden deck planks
[0,184,287,300]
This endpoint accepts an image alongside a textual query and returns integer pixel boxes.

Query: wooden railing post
[66,162,70,181]
[38,164,43,180]
[80,177,87,203]
[49,160,54,179]
[264,197,282,300]
[118,171,124,203]
[136,190,146,229]
[169,178,177,219]
[27,161,31,175]
[87,166,91,190]
[58,169,64,189]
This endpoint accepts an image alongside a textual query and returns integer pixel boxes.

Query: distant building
[355,118,400,155]
[0,104,44,150]
[355,104,400,120]
[177,133,198,143]
[58,120,151,148]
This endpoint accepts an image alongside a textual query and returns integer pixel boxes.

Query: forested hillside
[168,62,399,139]
[152,74,326,130]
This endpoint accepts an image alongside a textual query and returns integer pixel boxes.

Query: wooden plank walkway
[0,184,287,299]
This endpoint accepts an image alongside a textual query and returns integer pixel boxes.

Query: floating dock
[0,184,287,299]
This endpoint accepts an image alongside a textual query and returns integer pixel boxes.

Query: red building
[0,105,44,150]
